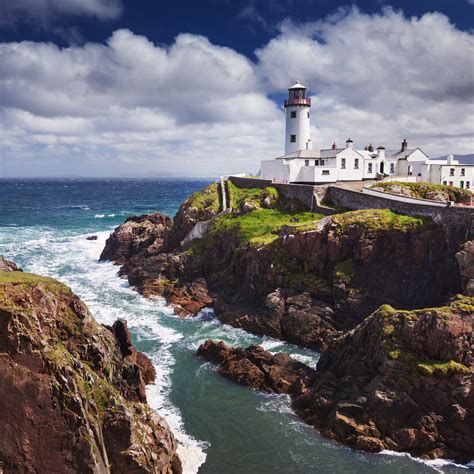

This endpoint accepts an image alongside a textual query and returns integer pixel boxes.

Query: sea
[0,178,470,474]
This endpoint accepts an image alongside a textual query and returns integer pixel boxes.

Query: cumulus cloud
[0,0,123,28]
[0,8,473,177]
[257,7,474,153]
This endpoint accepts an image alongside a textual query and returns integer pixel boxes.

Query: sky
[0,0,473,178]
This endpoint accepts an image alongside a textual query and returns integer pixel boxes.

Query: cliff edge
[0,260,181,474]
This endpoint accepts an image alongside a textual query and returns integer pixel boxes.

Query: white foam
[95,214,105,218]
[379,450,473,472]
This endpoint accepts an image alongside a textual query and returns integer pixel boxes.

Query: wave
[379,450,474,473]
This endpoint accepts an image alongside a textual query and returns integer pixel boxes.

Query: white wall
[285,105,311,155]
[336,148,364,181]
[261,160,290,183]
[437,165,474,190]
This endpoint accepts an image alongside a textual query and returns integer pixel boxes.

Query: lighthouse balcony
[284,98,311,107]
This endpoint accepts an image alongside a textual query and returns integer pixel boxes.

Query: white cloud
[0,8,473,177]
[256,7,474,153]
[0,0,123,27]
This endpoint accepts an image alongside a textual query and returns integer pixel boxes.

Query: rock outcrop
[456,240,474,296]
[0,269,181,473]
[198,295,474,463]
[0,256,22,272]
[100,183,466,352]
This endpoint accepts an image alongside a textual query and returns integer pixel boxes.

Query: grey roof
[277,149,321,159]
[386,148,427,159]
[320,148,345,158]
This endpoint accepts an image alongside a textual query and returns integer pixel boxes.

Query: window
[290,135,296,143]
[315,159,319,166]
[368,163,373,173]
[449,181,453,186]
[307,112,310,118]
[320,159,325,165]
[305,160,309,166]
[466,181,470,189]
[450,168,455,176]
[408,166,413,176]
[460,181,464,189]
[442,180,447,185]
[390,163,395,173]
[354,158,359,169]
[461,168,465,176]
[290,111,297,118]
[341,158,346,169]
[322,170,330,175]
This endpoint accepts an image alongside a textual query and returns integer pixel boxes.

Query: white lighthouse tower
[284,82,312,155]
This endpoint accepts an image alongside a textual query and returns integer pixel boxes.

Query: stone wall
[328,186,474,239]
[229,176,328,210]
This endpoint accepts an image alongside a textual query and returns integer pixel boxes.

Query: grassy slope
[331,208,433,234]
[371,181,473,203]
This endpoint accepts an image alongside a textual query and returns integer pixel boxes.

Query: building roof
[277,149,320,159]
[319,148,345,158]
[288,82,306,90]
[385,148,428,160]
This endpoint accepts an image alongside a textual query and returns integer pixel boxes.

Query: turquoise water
[0,179,470,474]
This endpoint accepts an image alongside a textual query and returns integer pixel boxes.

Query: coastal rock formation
[0,269,181,473]
[198,339,316,394]
[100,182,466,351]
[100,213,173,264]
[198,295,474,463]
[456,240,474,296]
[0,256,22,272]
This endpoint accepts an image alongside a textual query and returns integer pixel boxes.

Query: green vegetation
[284,271,332,298]
[417,359,470,377]
[212,209,322,244]
[227,180,279,210]
[371,181,473,203]
[0,270,71,293]
[331,209,432,234]
[334,260,355,282]
[183,182,221,213]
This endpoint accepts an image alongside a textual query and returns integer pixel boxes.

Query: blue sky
[0,0,473,177]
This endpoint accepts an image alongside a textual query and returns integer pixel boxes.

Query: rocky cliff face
[0,263,181,474]
[199,295,474,463]
[101,190,463,352]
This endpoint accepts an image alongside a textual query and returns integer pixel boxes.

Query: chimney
[332,141,337,150]
[377,146,385,160]
[447,153,454,165]
[401,138,408,152]
[346,138,353,148]
[368,143,374,152]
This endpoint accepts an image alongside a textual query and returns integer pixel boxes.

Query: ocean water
[0,178,470,474]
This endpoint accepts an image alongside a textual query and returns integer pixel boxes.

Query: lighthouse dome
[289,82,306,90]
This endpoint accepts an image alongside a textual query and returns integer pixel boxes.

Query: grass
[227,180,279,210]
[331,209,432,234]
[0,270,71,293]
[417,359,470,377]
[183,182,221,213]
[212,208,322,244]
[371,181,473,203]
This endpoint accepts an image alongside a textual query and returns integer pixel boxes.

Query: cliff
[198,295,474,463]
[101,182,464,351]
[0,261,181,473]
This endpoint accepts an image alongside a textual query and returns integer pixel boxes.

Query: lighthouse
[284,82,312,155]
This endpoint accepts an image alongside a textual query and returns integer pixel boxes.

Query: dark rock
[0,270,180,472]
[86,235,98,241]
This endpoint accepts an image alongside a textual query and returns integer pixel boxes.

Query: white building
[260,82,473,189]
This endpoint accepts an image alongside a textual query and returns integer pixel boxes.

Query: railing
[284,98,311,107]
